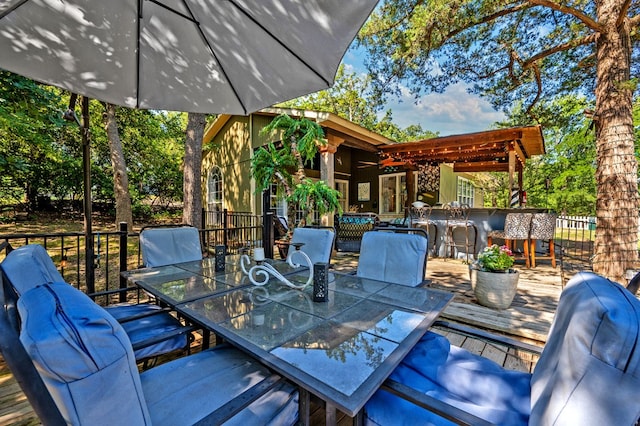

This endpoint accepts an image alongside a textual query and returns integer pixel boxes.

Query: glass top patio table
[122,256,304,306]
[175,271,454,421]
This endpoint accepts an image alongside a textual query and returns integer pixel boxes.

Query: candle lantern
[215,245,226,272]
[313,262,329,302]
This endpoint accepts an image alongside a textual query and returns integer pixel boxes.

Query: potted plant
[251,114,342,256]
[469,245,519,309]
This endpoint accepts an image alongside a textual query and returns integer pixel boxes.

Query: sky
[341,47,506,137]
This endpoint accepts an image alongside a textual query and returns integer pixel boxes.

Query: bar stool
[443,203,477,263]
[529,213,557,268]
[487,213,533,268]
[409,201,438,256]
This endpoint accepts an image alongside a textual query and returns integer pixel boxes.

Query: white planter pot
[469,266,519,309]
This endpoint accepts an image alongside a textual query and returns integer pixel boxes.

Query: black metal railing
[556,215,595,284]
[0,210,264,305]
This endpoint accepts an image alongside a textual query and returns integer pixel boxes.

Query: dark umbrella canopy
[0,0,377,114]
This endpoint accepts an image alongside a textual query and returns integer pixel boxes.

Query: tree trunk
[592,0,638,282]
[183,112,205,227]
[103,103,133,230]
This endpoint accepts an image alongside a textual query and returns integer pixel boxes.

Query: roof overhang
[379,125,545,172]
[204,108,391,153]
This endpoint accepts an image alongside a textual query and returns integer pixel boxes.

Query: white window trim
[336,179,349,213]
[378,173,417,215]
[457,176,475,206]
[207,166,224,211]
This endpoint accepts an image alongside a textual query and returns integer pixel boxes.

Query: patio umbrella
[0,0,378,289]
[0,0,377,114]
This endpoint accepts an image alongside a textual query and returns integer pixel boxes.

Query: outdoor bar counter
[421,207,550,259]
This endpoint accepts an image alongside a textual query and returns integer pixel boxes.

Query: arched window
[207,166,224,225]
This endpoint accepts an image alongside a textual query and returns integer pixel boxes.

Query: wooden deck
[0,254,561,425]
[332,252,562,345]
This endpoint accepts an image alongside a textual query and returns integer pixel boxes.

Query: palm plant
[251,114,342,234]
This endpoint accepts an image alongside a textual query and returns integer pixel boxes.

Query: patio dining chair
[139,224,203,267]
[0,272,298,426]
[443,203,477,263]
[357,228,429,287]
[0,244,192,364]
[409,201,438,256]
[529,212,558,268]
[287,226,336,266]
[365,271,640,425]
[487,212,534,268]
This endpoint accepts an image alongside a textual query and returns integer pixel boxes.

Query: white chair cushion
[140,226,202,267]
[357,231,427,287]
[287,227,335,265]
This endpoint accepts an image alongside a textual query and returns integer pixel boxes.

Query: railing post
[262,190,274,258]
[118,222,128,303]
[223,209,228,248]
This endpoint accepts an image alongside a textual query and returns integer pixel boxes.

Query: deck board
[0,254,562,425]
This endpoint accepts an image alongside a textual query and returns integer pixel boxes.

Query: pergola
[378,125,546,200]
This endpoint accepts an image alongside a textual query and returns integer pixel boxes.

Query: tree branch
[445,3,532,40]
[525,64,543,116]
[527,0,603,32]
[522,34,596,68]
[360,0,427,38]
[617,0,631,28]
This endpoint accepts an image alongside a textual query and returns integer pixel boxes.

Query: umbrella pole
[81,97,95,294]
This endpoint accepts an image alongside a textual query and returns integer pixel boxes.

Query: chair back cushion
[366,331,532,425]
[357,231,427,286]
[530,272,640,425]
[529,213,557,240]
[18,282,151,425]
[140,226,202,267]
[287,227,335,265]
[503,213,533,239]
[1,244,64,295]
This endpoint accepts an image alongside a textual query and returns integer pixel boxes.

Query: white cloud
[342,47,505,136]
[384,83,505,136]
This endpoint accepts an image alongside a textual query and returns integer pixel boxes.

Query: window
[335,180,349,213]
[269,183,288,218]
[207,166,224,211]
[457,177,475,206]
[207,166,224,226]
[379,173,407,215]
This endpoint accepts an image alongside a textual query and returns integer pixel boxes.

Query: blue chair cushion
[18,282,151,425]
[288,227,335,265]
[140,345,299,426]
[357,231,428,286]
[1,244,64,295]
[120,309,190,360]
[2,244,190,362]
[140,226,202,267]
[365,331,531,426]
[530,272,640,425]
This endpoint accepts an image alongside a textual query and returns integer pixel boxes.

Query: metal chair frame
[409,203,438,257]
[443,203,477,263]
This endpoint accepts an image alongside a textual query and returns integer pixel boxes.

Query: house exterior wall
[439,165,483,207]
[202,116,254,214]
[202,113,486,220]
